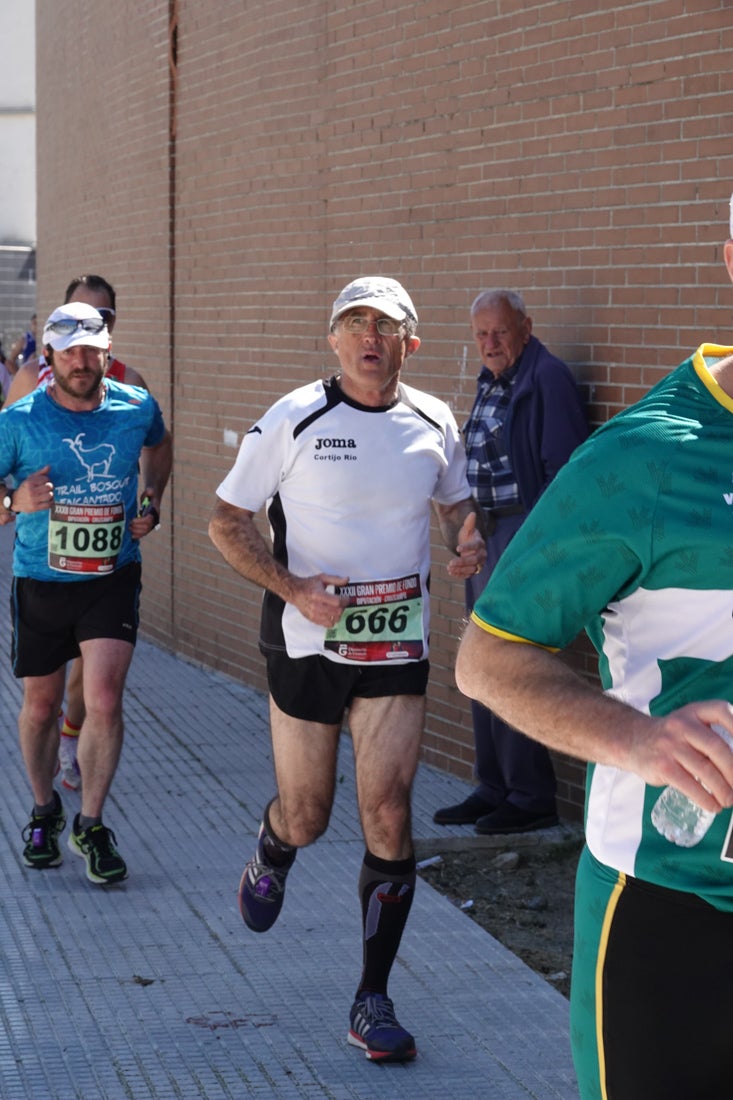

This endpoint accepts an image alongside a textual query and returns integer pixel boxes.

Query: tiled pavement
[0,524,579,1099]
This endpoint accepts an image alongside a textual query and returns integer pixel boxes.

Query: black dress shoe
[433,792,497,825]
[474,803,559,835]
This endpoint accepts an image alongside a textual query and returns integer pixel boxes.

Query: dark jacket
[492,334,588,511]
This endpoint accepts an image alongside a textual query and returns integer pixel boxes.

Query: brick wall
[35,0,733,821]
[36,1,173,640]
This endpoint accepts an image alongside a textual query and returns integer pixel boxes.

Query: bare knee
[276,795,331,848]
[360,791,413,857]
[21,689,63,731]
[82,683,124,726]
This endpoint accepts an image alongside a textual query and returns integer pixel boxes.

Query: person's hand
[130,487,160,540]
[10,466,55,514]
[289,573,350,627]
[627,701,733,813]
[129,512,159,539]
[446,511,486,578]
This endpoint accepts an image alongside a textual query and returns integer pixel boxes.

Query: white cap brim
[43,329,109,352]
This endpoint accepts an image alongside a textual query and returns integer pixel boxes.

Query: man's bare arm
[208,498,347,627]
[456,620,733,813]
[130,430,173,538]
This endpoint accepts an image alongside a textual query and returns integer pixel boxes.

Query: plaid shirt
[463,365,521,510]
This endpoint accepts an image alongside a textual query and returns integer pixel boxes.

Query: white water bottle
[651,724,733,848]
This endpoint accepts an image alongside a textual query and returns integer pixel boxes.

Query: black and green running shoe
[22,791,66,869]
[68,815,128,884]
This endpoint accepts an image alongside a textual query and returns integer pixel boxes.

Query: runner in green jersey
[456,216,733,1099]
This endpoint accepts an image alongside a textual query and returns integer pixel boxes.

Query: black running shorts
[264,650,430,724]
[572,846,733,1098]
[11,562,142,678]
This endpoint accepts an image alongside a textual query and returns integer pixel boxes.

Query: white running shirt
[217,376,470,663]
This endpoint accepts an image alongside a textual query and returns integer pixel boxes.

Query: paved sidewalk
[0,524,578,1099]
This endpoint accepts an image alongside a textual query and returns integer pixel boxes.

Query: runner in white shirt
[210,276,485,1064]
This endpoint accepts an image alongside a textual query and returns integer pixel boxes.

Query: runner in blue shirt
[0,301,172,886]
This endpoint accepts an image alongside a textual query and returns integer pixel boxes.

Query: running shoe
[348,992,417,1062]
[22,792,66,869]
[58,734,81,791]
[238,822,295,932]
[68,815,128,884]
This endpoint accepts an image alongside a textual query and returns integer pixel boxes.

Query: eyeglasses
[96,308,115,324]
[45,317,107,336]
[339,314,405,337]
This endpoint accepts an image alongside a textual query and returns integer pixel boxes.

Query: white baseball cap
[330,276,418,329]
[42,301,110,352]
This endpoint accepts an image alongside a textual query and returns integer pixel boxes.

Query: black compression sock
[357,849,416,995]
[261,799,297,867]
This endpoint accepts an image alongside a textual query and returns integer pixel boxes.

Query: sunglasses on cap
[96,307,115,323]
[45,317,107,336]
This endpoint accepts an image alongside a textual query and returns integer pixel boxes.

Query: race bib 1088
[48,501,125,575]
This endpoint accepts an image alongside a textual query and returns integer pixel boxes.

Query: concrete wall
[0,1,36,357]
[0,0,35,242]
[35,0,733,819]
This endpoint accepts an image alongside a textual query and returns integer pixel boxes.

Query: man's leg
[351,693,424,860]
[473,702,558,834]
[434,520,526,826]
[480,718,557,814]
[66,637,133,884]
[58,656,84,790]
[347,693,423,1062]
[469,515,557,833]
[76,637,133,819]
[19,668,66,806]
[268,696,341,847]
[238,695,341,932]
[19,668,68,869]
[471,697,508,802]
[64,657,86,727]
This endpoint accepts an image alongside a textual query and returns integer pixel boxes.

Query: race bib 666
[324,573,425,662]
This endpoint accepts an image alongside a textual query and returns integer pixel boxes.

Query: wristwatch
[2,489,16,513]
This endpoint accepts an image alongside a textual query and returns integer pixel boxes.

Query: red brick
[34,0,733,821]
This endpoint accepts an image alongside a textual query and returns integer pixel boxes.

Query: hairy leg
[267,695,341,848]
[350,693,425,859]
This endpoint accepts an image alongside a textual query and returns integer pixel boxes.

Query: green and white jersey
[472,345,733,910]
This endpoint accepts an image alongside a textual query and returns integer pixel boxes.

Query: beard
[52,363,105,401]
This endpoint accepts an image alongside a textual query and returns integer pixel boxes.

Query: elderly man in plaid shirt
[435,289,588,834]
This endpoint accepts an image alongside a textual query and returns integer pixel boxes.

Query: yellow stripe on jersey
[468,612,561,652]
[595,870,626,1100]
